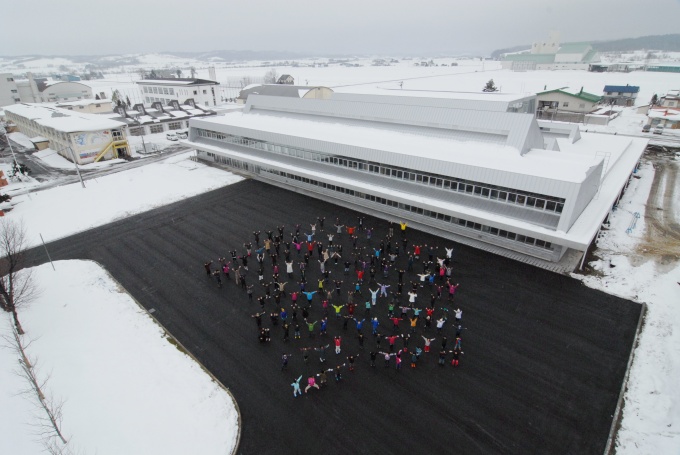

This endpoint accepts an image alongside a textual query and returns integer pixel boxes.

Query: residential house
[276,75,295,85]
[602,85,640,106]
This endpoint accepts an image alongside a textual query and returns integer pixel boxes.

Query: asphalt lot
[26,179,642,455]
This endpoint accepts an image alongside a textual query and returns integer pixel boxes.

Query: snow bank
[0,260,239,455]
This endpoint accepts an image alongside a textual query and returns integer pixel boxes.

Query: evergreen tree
[483,79,498,92]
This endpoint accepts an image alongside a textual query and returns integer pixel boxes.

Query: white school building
[184,90,647,272]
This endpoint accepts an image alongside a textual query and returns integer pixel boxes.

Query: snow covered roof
[192,110,599,183]
[4,103,125,132]
[648,108,680,121]
[136,78,219,86]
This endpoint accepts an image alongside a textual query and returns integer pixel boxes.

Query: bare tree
[5,325,71,453]
[240,76,253,88]
[0,219,36,335]
[263,68,278,84]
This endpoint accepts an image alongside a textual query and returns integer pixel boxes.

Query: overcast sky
[2,0,680,56]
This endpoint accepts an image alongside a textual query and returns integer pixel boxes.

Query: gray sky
[2,0,680,56]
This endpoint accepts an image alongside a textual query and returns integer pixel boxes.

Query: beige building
[236,85,333,104]
[3,103,128,164]
[55,99,113,114]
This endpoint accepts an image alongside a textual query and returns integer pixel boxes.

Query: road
[25,179,641,455]
[0,137,193,195]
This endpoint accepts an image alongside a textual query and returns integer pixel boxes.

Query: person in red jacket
[386,335,400,352]
[389,317,402,333]
[334,336,342,354]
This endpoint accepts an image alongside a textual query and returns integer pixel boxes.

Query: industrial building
[184,90,646,272]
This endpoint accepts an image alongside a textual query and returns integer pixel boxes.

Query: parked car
[176,130,188,139]
[642,124,651,133]
[166,132,178,141]
[653,126,664,135]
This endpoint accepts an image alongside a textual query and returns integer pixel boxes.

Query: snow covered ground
[7,151,242,248]
[0,150,244,454]
[0,260,239,455]
[571,160,680,454]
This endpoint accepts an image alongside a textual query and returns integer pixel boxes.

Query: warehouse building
[185,90,646,272]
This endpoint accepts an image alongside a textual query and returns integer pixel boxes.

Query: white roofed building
[136,78,220,108]
[184,90,646,272]
[3,103,129,164]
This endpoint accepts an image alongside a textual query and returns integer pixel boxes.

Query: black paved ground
[26,179,641,455]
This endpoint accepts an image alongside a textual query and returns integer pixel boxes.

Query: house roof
[238,84,330,100]
[603,85,640,94]
[136,78,219,86]
[536,88,601,103]
[4,103,125,132]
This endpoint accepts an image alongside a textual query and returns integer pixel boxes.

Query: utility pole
[66,146,85,188]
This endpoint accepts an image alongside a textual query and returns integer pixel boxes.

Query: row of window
[143,86,175,95]
[203,151,553,251]
[196,129,566,214]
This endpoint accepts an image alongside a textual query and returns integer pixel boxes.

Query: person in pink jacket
[304,376,320,393]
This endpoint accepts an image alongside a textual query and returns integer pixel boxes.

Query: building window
[563,102,569,107]
[168,122,181,130]
[193,90,198,95]
[128,127,144,136]
[203,89,207,94]
[169,88,174,95]
[149,124,163,134]
[10,89,17,93]
[6,77,13,82]
[143,87,149,93]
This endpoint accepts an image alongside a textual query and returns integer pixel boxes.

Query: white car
[176,130,188,139]
[166,132,178,141]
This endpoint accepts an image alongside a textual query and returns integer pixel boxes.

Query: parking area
[29,179,642,455]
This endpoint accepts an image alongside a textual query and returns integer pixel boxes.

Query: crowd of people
[202,215,468,398]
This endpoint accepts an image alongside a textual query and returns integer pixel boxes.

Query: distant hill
[492,34,680,58]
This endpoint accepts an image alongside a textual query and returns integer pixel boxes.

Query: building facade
[602,85,640,106]
[536,88,602,116]
[3,103,129,164]
[136,78,220,107]
[0,73,21,107]
[184,91,645,271]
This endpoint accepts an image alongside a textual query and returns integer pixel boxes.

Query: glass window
[507,193,517,203]
[465,184,474,194]
[481,188,490,197]
[499,230,508,238]
[546,201,556,211]
[506,232,516,240]
[490,227,499,235]
[516,195,526,206]
[498,191,507,201]
[473,186,482,195]
[556,203,564,213]
[443,215,451,222]
[443,180,451,189]
[517,235,526,243]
